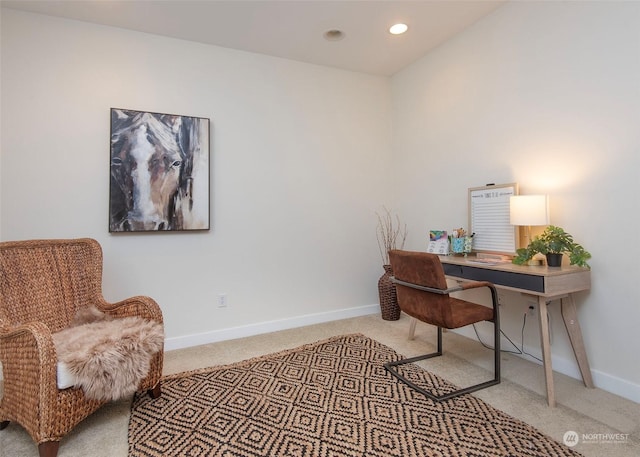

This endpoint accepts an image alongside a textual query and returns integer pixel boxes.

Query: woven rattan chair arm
[98,295,163,323]
[0,321,56,365]
[0,321,57,369]
[0,322,58,410]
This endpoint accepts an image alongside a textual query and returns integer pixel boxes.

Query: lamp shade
[510,195,550,226]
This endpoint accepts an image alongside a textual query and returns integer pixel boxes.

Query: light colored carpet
[1,314,638,456]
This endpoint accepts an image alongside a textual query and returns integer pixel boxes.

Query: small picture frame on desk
[427,230,449,255]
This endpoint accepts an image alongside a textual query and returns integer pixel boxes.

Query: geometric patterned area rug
[128,334,581,457]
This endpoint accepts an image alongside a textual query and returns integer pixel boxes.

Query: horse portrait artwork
[109,108,210,232]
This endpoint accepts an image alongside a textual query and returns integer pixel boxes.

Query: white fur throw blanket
[52,306,163,401]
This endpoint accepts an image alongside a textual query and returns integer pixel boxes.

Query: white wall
[392,1,640,401]
[0,9,391,345]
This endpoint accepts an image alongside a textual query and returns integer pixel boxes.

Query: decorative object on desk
[427,230,449,254]
[510,195,550,247]
[451,237,465,253]
[376,207,407,320]
[449,228,473,256]
[512,225,592,268]
[464,235,473,253]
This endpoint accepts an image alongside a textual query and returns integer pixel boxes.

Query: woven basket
[378,264,400,321]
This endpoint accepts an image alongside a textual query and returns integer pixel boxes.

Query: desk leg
[537,296,556,407]
[408,317,417,340]
[561,295,594,388]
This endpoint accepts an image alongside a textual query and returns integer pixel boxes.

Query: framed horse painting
[109,108,210,232]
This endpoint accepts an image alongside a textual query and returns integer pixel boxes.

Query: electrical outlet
[528,305,535,316]
[217,293,228,308]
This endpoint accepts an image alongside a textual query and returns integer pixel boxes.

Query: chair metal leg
[385,322,500,402]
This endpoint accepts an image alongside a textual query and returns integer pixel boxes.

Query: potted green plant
[512,225,591,268]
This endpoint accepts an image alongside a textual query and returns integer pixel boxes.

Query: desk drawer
[442,263,545,293]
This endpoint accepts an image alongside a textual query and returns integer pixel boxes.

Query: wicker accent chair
[385,250,500,402]
[0,238,164,457]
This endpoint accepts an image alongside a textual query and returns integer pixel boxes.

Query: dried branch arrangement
[376,207,408,265]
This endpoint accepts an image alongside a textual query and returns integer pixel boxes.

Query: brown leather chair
[385,249,500,401]
[0,238,164,457]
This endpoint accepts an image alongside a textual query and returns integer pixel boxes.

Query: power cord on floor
[472,323,523,355]
[472,312,547,364]
[521,313,543,363]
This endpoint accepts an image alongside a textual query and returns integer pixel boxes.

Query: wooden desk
[439,255,593,407]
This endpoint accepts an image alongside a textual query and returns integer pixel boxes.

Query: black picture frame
[109,108,210,232]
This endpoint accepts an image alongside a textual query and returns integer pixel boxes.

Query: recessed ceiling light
[324,29,345,41]
[389,23,408,35]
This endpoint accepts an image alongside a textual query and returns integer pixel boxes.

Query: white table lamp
[510,195,550,245]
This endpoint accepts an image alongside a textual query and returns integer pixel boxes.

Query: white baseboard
[589,368,640,404]
[519,344,640,405]
[454,326,640,405]
[164,304,380,352]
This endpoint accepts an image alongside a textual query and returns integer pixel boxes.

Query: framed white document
[468,183,519,255]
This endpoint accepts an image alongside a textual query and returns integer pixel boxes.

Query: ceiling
[1,0,506,76]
